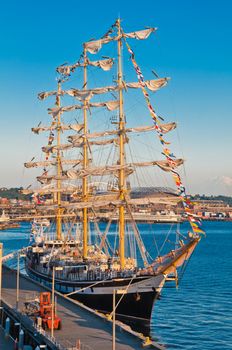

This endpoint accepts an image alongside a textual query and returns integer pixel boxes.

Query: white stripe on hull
[68,274,166,295]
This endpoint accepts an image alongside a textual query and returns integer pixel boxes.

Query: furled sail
[38,91,56,100]
[125,122,177,135]
[56,58,114,76]
[48,100,119,117]
[69,130,118,142]
[32,124,84,134]
[159,122,177,134]
[90,58,114,71]
[65,199,123,210]
[56,63,79,75]
[25,160,55,168]
[72,137,118,148]
[38,77,168,102]
[62,195,179,211]
[42,143,72,153]
[64,90,93,101]
[65,87,116,99]
[84,37,116,54]
[37,175,55,185]
[48,105,82,117]
[30,191,180,211]
[90,101,120,111]
[68,122,177,143]
[22,186,81,195]
[24,159,82,168]
[129,197,180,206]
[36,173,76,184]
[131,159,184,172]
[83,28,156,55]
[66,164,133,179]
[126,78,170,91]
[123,28,157,40]
[66,159,183,179]
[32,126,55,134]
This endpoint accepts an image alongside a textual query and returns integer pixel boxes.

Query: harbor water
[0,221,231,349]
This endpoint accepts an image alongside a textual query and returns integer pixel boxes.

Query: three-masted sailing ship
[23,20,204,333]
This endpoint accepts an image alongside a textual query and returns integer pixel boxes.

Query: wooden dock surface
[2,265,164,350]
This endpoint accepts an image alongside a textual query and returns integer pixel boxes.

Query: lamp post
[51,266,63,338]
[16,253,26,310]
[112,289,115,350]
[112,289,126,350]
[0,306,4,327]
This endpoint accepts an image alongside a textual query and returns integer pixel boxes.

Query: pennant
[192,227,205,235]
[125,38,205,236]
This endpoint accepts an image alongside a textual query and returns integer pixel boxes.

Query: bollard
[18,329,24,350]
[142,336,152,347]
[37,317,42,331]
[5,316,10,338]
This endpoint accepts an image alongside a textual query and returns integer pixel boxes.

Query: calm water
[151,221,232,350]
[0,221,231,349]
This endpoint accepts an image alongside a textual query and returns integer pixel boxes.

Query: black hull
[71,290,158,335]
[25,263,161,335]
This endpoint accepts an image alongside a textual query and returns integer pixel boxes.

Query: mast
[56,81,62,240]
[82,48,88,259]
[117,18,125,269]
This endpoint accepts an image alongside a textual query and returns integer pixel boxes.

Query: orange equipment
[38,292,62,331]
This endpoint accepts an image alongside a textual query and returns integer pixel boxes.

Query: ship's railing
[32,262,137,282]
[2,246,31,263]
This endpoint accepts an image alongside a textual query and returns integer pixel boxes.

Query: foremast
[117,19,126,270]
[82,48,88,259]
[56,81,62,240]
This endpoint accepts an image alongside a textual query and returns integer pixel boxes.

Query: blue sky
[0,0,231,195]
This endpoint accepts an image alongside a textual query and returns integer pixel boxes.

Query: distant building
[0,197,9,205]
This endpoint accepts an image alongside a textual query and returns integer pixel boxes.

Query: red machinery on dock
[24,292,62,331]
[38,292,62,331]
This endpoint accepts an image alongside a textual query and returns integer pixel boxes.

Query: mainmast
[56,81,62,240]
[82,48,88,259]
[117,19,126,269]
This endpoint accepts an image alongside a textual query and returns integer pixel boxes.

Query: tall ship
[23,20,204,333]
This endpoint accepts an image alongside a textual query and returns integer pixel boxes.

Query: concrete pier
[2,265,164,350]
